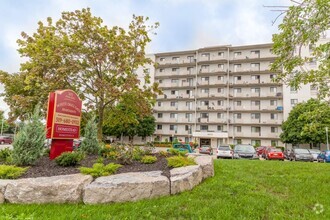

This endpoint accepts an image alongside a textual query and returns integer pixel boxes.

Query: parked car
[232,144,258,159]
[317,150,330,163]
[256,146,267,157]
[283,149,291,160]
[308,149,321,161]
[199,145,213,155]
[265,147,284,160]
[216,145,232,159]
[289,148,313,162]
[0,136,13,145]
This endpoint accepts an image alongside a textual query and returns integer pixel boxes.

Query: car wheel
[0,141,4,145]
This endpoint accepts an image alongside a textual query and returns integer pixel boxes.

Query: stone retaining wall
[0,155,214,204]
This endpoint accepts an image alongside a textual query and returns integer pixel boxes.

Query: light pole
[1,119,3,136]
[326,127,329,151]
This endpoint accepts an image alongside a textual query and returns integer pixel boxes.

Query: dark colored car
[0,136,13,145]
[308,149,321,161]
[289,148,313,162]
[199,145,213,155]
[265,147,284,161]
[317,150,330,163]
[233,144,258,159]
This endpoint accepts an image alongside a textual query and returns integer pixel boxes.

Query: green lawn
[1,160,329,220]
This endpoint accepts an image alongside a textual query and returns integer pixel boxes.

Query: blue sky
[0,0,289,112]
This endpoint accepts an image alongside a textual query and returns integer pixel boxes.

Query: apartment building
[153,43,284,148]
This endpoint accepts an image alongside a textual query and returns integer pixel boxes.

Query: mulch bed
[17,153,171,179]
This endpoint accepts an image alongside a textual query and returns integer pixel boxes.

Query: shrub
[12,106,45,166]
[55,151,85,167]
[0,147,13,164]
[79,116,100,155]
[133,147,145,161]
[116,148,134,165]
[166,156,196,168]
[159,151,169,157]
[99,145,119,160]
[79,163,122,178]
[96,157,104,164]
[168,148,188,157]
[141,155,157,164]
[0,165,28,179]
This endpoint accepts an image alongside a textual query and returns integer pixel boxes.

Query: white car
[217,145,233,159]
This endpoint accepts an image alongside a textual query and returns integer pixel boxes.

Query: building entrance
[200,138,211,146]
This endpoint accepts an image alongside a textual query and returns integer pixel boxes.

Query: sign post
[46,90,82,159]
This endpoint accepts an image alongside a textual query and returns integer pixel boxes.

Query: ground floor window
[271,140,278,146]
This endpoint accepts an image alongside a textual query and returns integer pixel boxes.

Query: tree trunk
[97,102,104,142]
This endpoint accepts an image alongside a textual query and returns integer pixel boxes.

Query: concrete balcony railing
[198,81,210,86]
[199,118,209,123]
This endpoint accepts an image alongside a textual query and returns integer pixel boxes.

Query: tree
[0,8,160,140]
[79,116,100,155]
[280,99,330,148]
[12,106,45,166]
[271,0,330,98]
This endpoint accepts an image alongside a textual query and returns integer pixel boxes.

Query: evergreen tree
[12,106,45,166]
[79,116,100,154]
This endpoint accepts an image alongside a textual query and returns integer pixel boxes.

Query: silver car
[217,145,233,159]
[233,144,259,160]
[308,149,321,161]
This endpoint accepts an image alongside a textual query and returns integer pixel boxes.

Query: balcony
[198,81,210,86]
[199,118,209,123]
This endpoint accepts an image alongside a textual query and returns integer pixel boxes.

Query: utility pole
[1,119,3,136]
[326,127,329,151]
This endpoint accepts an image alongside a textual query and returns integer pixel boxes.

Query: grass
[0,160,329,219]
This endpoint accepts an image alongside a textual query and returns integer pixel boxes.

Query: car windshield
[308,149,321,153]
[234,145,255,153]
[295,149,309,154]
[201,146,209,149]
[270,148,282,152]
[218,146,230,150]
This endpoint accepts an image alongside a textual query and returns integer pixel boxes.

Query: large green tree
[271,0,330,98]
[280,99,330,148]
[0,8,160,140]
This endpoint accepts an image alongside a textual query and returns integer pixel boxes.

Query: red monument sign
[46,89,82,159]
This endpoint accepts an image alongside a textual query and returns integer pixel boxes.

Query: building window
[235,101,242,106]
[270,74,276,79]
[271,127,278,133]
[218,76,224,81]
[270,87,277,93]
[234,64,241,70]
[234,88,242,93]
[172,57,179,61]
[200,125,208,131]
[251,50,260,55]
[251,63,260,68]
[201,65,209,71]
[218,64,224,69]
[251,127,261,133]
[235,139,242,144]
[157,125,162,130]
[251,88,260,93]
[251,75,260,80]
[291,99,298,107]
[201,100,209,106]
[217,100,224,106]
[271,140,278,146]
[169,125,177,131]
[234,76,242,81]
[270,100,277,106]
[201,113,209,118]
[290,86,297,93]
[218,88,223,93]
[201,53,210,57]
[236,126,242,132]
[234,52,242,57]
[251,113,260,119]
[157,113,163,118]
[158,101,162,107]
[217,113,224,119]
[159,68,165,73]
[202,88,209,94]
[271,113,278,120]
[170,113,177,119]
[187,67,194,73]
[234,113,242,119]
[172,68,179,72]
[251,139,261,146]
[252,100,260,106]
[158,80,163,84]
[201,77,209,81]
[170,101,177,107]
[160,57,165,61]
[187,56,194,62]
[218,52,224,57]
[217,125,223,131]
